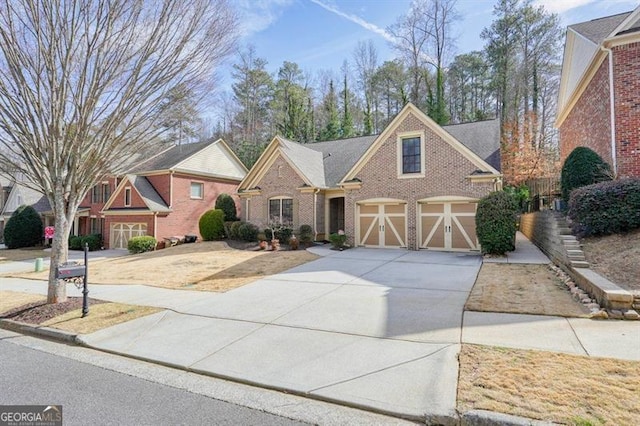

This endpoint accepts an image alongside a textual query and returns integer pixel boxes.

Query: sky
[210,0,639,114]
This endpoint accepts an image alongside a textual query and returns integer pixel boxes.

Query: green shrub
[328,231,347,249]
[128,236,157,254]
[3,205,43,249]
[229,221,243,240]
[475,191,518,255]
[503,184,530,213]
[69,234,102,251]
[199,209,225,241]
[299,224,314,246]
[215,193,238,221]
[238,222,259,242]
[568,178,640,237]
[69,235,83,250]
[561,147,612,201]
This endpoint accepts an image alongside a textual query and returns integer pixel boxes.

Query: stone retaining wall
[519,211,634,312]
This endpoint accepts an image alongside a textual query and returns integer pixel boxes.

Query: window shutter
[293,198,299,228]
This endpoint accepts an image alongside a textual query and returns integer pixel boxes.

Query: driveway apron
[75,248,483,421]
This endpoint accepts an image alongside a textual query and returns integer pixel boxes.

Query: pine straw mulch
[1,297,106,324]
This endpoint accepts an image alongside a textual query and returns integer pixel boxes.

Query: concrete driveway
[79,247,483,423]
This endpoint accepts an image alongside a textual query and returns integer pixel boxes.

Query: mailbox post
[55,243,89,317]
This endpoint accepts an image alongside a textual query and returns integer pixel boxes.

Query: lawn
[14,241,318,292]
[466,263,591,317]
[458,344,640,425]
[0,248,50,262]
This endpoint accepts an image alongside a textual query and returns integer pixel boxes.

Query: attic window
[124,187,131,207]
[397,131,425,178]
[190,182,204,199]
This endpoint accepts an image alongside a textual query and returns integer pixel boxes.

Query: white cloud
[234,0,295,37]
[308,0,397,43]
[533,0,596,14]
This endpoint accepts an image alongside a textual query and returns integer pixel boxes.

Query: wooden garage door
[110,223,147,249]
[358,203,406,248]
[419,201,478,251]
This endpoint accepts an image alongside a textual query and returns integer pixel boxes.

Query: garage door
[419,201,478,251]
[110,223,147,249]
[358,203,406,248]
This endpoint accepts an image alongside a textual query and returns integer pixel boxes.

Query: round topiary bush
[475,191,518,255]
[561,147,612,201]
[237,222,259,242]
[215,193,238,221]
[3,205,43,249]
[199,209,225,241]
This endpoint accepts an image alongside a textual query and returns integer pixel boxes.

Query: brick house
[238,103,502,252]
[79,139,246,249]
[556,6,640,178]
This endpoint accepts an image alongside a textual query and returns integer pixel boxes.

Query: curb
[0,318,80,344]
[1,320,558,426]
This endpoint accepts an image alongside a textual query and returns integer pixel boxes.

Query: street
[0,336,307,426]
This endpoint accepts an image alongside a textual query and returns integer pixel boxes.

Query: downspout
[169,170,175,208]
[313,188,320,241]
[601,45,618,176]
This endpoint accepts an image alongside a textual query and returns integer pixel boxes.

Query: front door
[358,203,406,248]
[328,197,345,234]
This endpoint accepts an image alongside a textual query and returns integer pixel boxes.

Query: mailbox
[56,262,86,280]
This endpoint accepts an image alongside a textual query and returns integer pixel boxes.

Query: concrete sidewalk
[483,231,550,264]
[2,236,639,423]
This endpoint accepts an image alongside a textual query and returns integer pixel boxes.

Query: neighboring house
[0,176,54,241]
[238,103,502,252]
[93,139,247,249]
[556,6,640,178]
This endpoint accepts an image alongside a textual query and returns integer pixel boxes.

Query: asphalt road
[0,338,307,426]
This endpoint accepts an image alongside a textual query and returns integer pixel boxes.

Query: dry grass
[458,344,640,425]
[0,248,50,262]
[41,302,161,335]
[581,229,640,293]
[14,241,318,292]
[466,263,590,317]
[0,291,45,313]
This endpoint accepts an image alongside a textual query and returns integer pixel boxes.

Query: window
[402,137,421,174]
[269,198,293,224]
[102,183,110,203]
[124,188,131,207]
[91,185,100,203]
[190,182,204,199]
[90,218,104,235]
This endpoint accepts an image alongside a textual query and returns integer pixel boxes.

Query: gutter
[313,188,320,241]
[600,44,618,176]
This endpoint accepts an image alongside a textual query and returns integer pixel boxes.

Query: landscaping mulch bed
[1,297,106,325]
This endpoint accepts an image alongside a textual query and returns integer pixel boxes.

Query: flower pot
[270,239,280,251]
[289,235,299,250]
[259,240,267,250]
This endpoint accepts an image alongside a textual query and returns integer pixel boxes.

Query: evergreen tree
[319,80,340,141]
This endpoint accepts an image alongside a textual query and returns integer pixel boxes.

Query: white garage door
[357,203,406,248]
[419,201,478,251]
[110,223,147,249]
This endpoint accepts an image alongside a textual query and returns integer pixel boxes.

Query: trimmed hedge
[128,236,157,254]
[3,205,43,249]
[238,222,259,242]
[475,191,518,255]
[299,225,314,246]
[561,147,612,201]
[215,193,238,221]
[69,234,102,251]
[199,209,225,241]
[265,224,293,244]
[229,221,243,239]
[568,178,640,237]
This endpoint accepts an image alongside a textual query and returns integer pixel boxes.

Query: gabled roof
[239,103,500,191]
[102,174,170,213]
[556,6,640,127]
[569,12,632,44]
[129,139,247,181]
[0,182,51,217]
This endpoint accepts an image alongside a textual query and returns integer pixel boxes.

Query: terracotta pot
[270,239,280,251]
[259,240,267,250]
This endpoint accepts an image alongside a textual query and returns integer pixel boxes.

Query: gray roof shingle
[129,140,213,174]
[569,11,632,44]
[442,119,501,171]
[304,135,378,186]
[128,174,170,212]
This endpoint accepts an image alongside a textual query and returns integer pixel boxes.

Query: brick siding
[613,42,640,178]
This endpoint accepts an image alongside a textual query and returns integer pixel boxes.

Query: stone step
[571,260,590,268]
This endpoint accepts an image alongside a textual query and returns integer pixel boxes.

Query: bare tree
[0,0,237,303]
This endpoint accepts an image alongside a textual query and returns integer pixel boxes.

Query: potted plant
[258,240,267,250]
[289,234,299,250]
